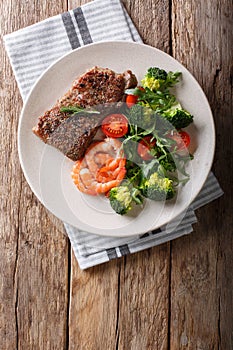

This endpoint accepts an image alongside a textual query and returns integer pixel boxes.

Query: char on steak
[32,66,137,160]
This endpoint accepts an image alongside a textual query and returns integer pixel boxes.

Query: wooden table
[1,0,232,349]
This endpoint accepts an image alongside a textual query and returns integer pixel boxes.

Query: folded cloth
[4,0,142,100]
[4,0,223,269]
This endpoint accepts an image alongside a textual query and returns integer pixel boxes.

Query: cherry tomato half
[101,114,128,138]
[126,87,145,107]
[167,130,191,151]
[137,135,157,160]
[126,94,138,107]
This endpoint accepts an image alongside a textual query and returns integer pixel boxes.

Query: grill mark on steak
[32,66,137,160]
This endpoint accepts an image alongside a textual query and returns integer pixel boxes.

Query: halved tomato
[137,135,156,160]
[126,87,145,107]
[126,94,138,107]
[101,114,128,138]
[167,130,191,151]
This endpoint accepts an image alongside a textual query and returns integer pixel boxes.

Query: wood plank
[67,1,172,349]
[68,0,90,9]
[66,2,119,348]
[0,1,69,349]
[119,2,172,349]
[117,247,171,350]
[122,0,171,51]
[69,258,120,350]
[170,0,233,349]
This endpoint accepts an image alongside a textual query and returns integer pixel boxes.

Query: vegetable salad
[71,67,194,215]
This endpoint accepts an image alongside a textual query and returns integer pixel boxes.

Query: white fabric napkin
[4,0,223,269]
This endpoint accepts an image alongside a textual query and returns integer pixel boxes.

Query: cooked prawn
[72,138,126,195]
[95,178,123,194]
[72,159,97,195]
[96,158,126,182]
[95,152,113,167]
[85,138,123,174]
[98,157,126,172]
[72,159,126,194]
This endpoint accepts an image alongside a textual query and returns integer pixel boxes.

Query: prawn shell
[71,138,126,195]
[72,159,97,195]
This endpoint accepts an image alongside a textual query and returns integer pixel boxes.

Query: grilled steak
[33,66,137,160]
[47,113,100,161]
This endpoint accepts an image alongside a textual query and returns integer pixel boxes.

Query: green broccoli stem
[131,188,143,204]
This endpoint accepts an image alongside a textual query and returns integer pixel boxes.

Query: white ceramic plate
[18,41,215,237]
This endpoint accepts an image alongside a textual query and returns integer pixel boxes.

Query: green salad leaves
[109,67,194,215]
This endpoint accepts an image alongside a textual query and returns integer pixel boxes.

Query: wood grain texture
[117,248,170,350]
[171,0,233,349]
[122,0,170,52]
[0,1,69,349]
[68,258,120,350]
[1,0,232,349]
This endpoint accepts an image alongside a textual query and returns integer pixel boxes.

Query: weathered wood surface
[170,1,233,349]
[0,2,69,350]
[0,0,232,349]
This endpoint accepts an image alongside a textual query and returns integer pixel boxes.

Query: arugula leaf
[137,88,177,113]
[165,71,182,88]
[124,161,143,190]
[141,159,160,178]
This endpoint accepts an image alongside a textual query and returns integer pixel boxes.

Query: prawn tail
[95,179,123,194]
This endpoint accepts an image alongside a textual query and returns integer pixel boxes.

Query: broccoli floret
[140,172,175,201]
[109,184,143,215]
[109,185,132,215]
[128,104,143,124]
[147,67,168,80]
[127,103,153,129]
[162,105,193,129]
[141,67,181,91]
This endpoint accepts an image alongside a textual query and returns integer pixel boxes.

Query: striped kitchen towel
[4,0,223,269]
[65,172,223,269]
[4,0,142,100]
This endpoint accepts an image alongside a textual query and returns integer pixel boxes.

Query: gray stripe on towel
[61,11,81,49]
[73,7,92,45]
